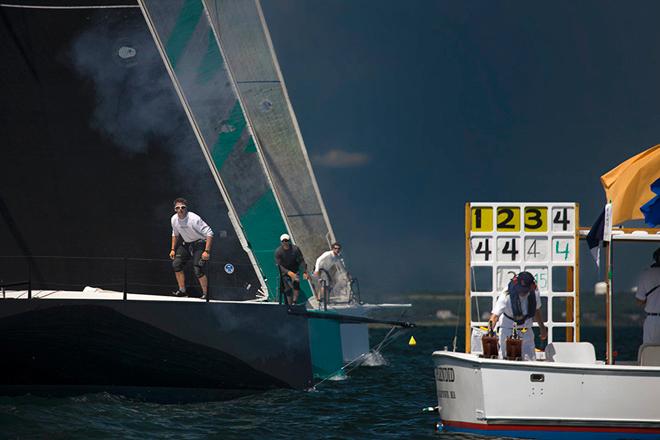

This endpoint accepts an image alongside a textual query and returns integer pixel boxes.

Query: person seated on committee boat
[275,234,309,305]
[169,198,214,299]
[313,242,346,305]
[634,247,660,344]
[488,271,547,360]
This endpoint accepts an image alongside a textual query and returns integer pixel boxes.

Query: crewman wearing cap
[635,247,660,344]
[274,233,309,305]
[488,271,548,360]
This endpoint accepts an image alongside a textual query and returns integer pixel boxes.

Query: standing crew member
[314,242,345,304]
[169,198,213,299]
[635,248,660,344]
[488,271,547,360]
[275,233,309,305]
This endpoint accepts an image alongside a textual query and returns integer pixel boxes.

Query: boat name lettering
[437,389,456,399]
[435,367,455,382]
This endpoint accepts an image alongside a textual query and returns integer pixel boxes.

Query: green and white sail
[204,0,338,281]
[138,0,293,299]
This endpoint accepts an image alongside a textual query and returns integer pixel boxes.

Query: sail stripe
[244,138,257,153]
[164,0,203,70]
[196,30,223,84]
[210,100,247,170]
[239,190,285,295]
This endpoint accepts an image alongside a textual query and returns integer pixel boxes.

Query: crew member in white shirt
[488,271,547,360]
[313,243,344,303]
[169,198,214,299]
[635,248,660,344]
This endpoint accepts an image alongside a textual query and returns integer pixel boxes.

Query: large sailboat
[0,0,315,400]
[137,0,412,378]
[0,0,409,399]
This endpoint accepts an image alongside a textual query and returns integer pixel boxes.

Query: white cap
[280,233,291,242]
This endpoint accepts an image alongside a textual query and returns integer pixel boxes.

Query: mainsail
[204,0,338,278]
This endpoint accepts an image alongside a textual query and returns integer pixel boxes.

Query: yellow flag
[601,145,660,224]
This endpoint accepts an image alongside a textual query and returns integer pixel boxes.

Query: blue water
[0,326,641,439]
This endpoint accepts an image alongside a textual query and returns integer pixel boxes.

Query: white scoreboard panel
[466,202,580,349]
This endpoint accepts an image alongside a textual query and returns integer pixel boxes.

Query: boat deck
[0,288,274,304]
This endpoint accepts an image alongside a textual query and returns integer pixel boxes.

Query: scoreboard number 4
[472,237,492,261]
[551,207,574,232]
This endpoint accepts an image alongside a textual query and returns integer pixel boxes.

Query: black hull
[0,299,313,402]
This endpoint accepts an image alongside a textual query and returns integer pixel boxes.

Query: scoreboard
[466,202,580,350]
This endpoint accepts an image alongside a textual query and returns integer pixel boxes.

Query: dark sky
[261,0,660,294]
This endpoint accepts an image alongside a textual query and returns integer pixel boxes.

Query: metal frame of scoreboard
[465,202,580,352]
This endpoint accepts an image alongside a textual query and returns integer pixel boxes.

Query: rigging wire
[313,312,411,389]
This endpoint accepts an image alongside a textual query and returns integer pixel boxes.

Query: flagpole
[605,240,614,364]
[603,203,614,365]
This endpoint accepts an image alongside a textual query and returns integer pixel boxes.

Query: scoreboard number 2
[496,207,520,232]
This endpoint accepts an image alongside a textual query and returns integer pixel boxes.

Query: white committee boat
[433,201,660,439]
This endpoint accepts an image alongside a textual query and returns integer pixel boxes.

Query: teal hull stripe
[165,0,203,71]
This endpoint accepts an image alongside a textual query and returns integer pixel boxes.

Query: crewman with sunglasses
[169,197,214,299]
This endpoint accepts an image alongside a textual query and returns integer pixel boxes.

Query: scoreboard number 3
[524,207,548,232]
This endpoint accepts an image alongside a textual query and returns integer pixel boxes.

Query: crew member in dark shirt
[274,233,309,305]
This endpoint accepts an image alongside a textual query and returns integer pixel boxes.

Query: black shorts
[281,275,301,293]
[173,240,206,277]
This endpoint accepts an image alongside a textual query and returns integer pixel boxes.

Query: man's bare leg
[198,275,208,297]
[292,289,299,305]
[175,271,185,290]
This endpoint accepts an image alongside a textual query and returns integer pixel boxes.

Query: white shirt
[314,250,343,273]
[171,212,213,243]
[492,288,542,329]
[635,267,660,313]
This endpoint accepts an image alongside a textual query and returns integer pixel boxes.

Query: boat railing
[0,280,31,299]
[0,255,260,302]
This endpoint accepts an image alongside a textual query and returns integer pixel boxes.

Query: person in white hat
[274,233,309,305]
[635,247,660,345]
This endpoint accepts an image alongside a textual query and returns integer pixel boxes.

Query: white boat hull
[433,351,660,439]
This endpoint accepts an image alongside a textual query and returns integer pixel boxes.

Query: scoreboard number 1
[471,207,493,232]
